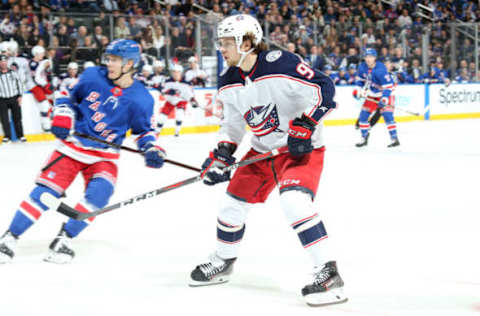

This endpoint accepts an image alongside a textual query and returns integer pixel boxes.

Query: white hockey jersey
[9,56,35,91]
[216,50,336,153]
[58,72,79,91]
[162,78,194,105]
[34,59,52,87]
[185,68,208,87]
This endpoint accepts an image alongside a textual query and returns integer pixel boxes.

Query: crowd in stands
[0,0,479,84]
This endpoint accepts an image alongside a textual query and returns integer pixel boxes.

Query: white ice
[0,119,479,316]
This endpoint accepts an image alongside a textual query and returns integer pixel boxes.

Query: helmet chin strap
[236,47,255,68]
[112,62,134,83]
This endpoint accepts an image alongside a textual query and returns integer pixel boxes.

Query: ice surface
[0,119,479,316]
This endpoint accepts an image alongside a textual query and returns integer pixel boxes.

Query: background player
[29,45,53,132]
[353,48,399,147]
[189,14,347,307]
[0,39,166,264]
[185,56,209,87]
[58,62,79,91]
[156,64,198,137]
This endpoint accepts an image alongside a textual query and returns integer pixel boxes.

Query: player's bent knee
[31,184,62,210]
[280,190,317,226]
[84,177,114,209]
[218,193,250,227]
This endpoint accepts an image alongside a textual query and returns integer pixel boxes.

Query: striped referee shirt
[0,69,23,99]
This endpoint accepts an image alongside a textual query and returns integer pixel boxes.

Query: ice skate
[355,134,369,147]
[387,138,400,148]
[302,261,348,307]
[44,224,75,264]
[0,231,18,264]
[189,253,237,287]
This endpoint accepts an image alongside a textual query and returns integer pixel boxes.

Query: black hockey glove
[287,114,316,157]
[201,143,236,186]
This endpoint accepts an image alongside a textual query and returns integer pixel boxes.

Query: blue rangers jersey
[216,50,336,153]
[355,61,394,98]
[54,66,156,163]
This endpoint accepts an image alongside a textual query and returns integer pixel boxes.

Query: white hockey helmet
[142,64,153,74]
[7,40,18,55]
[67,62,79,70]
[32,45,46,57]
[83,61,95,69]
[0,42,8,54]
[217,14,263,49]
[170,64,183,73]
[188,56,197,64]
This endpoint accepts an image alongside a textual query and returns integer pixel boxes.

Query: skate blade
[189,276,230,287]
[304,288,348,307]
[43,251,73,264]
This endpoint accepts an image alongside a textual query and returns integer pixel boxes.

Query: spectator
[151,24,165,59]
[114,17,131,39]
[72,25,88,47]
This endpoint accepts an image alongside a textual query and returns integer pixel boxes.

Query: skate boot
[189,253,237,287]
[0,231,18,264]
[355,133,369,147]
[302,261,348,307]
[387,138,400,148]
[44,224,75,264]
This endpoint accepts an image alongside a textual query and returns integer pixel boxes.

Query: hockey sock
[358,109,371,138]
[216,219,245,259]
[382,111,398,139]
[292,214,331,267]
[9,185,61,236]
[63,177,113,237]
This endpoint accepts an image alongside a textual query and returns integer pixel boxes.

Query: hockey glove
[143,142,166,168]
[352,88,365,100]
[51,106,74,140]
[287,115,316,157]
[378,97,389,108]
[190,98,199,108]
[201,146,236,186]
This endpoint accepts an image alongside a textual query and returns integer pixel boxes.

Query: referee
[0,54,25,143]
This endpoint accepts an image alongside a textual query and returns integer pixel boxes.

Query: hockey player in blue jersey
[353,48,400,147]
[0,39,166,264]
[188,14,347,307]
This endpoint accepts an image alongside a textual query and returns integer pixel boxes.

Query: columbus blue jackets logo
[244,103,282,136]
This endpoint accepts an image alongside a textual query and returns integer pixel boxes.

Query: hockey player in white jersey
[29,45,54,132]
[151,59,167,90]
[135,64,154,88]
[156,64,198,137]
[58,62,79,91]
[189,14,347,307]
[185,56,208,87]
[6,40,35,94]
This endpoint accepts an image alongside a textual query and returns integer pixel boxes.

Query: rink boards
[2,83,480,140]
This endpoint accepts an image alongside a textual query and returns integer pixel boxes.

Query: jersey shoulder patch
[265,50,282,62]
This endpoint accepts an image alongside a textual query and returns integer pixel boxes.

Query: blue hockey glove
[51,106,74,140]
[201,146,236,186]
[142,142,166,168]
[287,115,316,157]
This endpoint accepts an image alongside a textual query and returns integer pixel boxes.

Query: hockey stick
[47,146,289,221]
[73,132,201,172]
[363,97,422,116]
